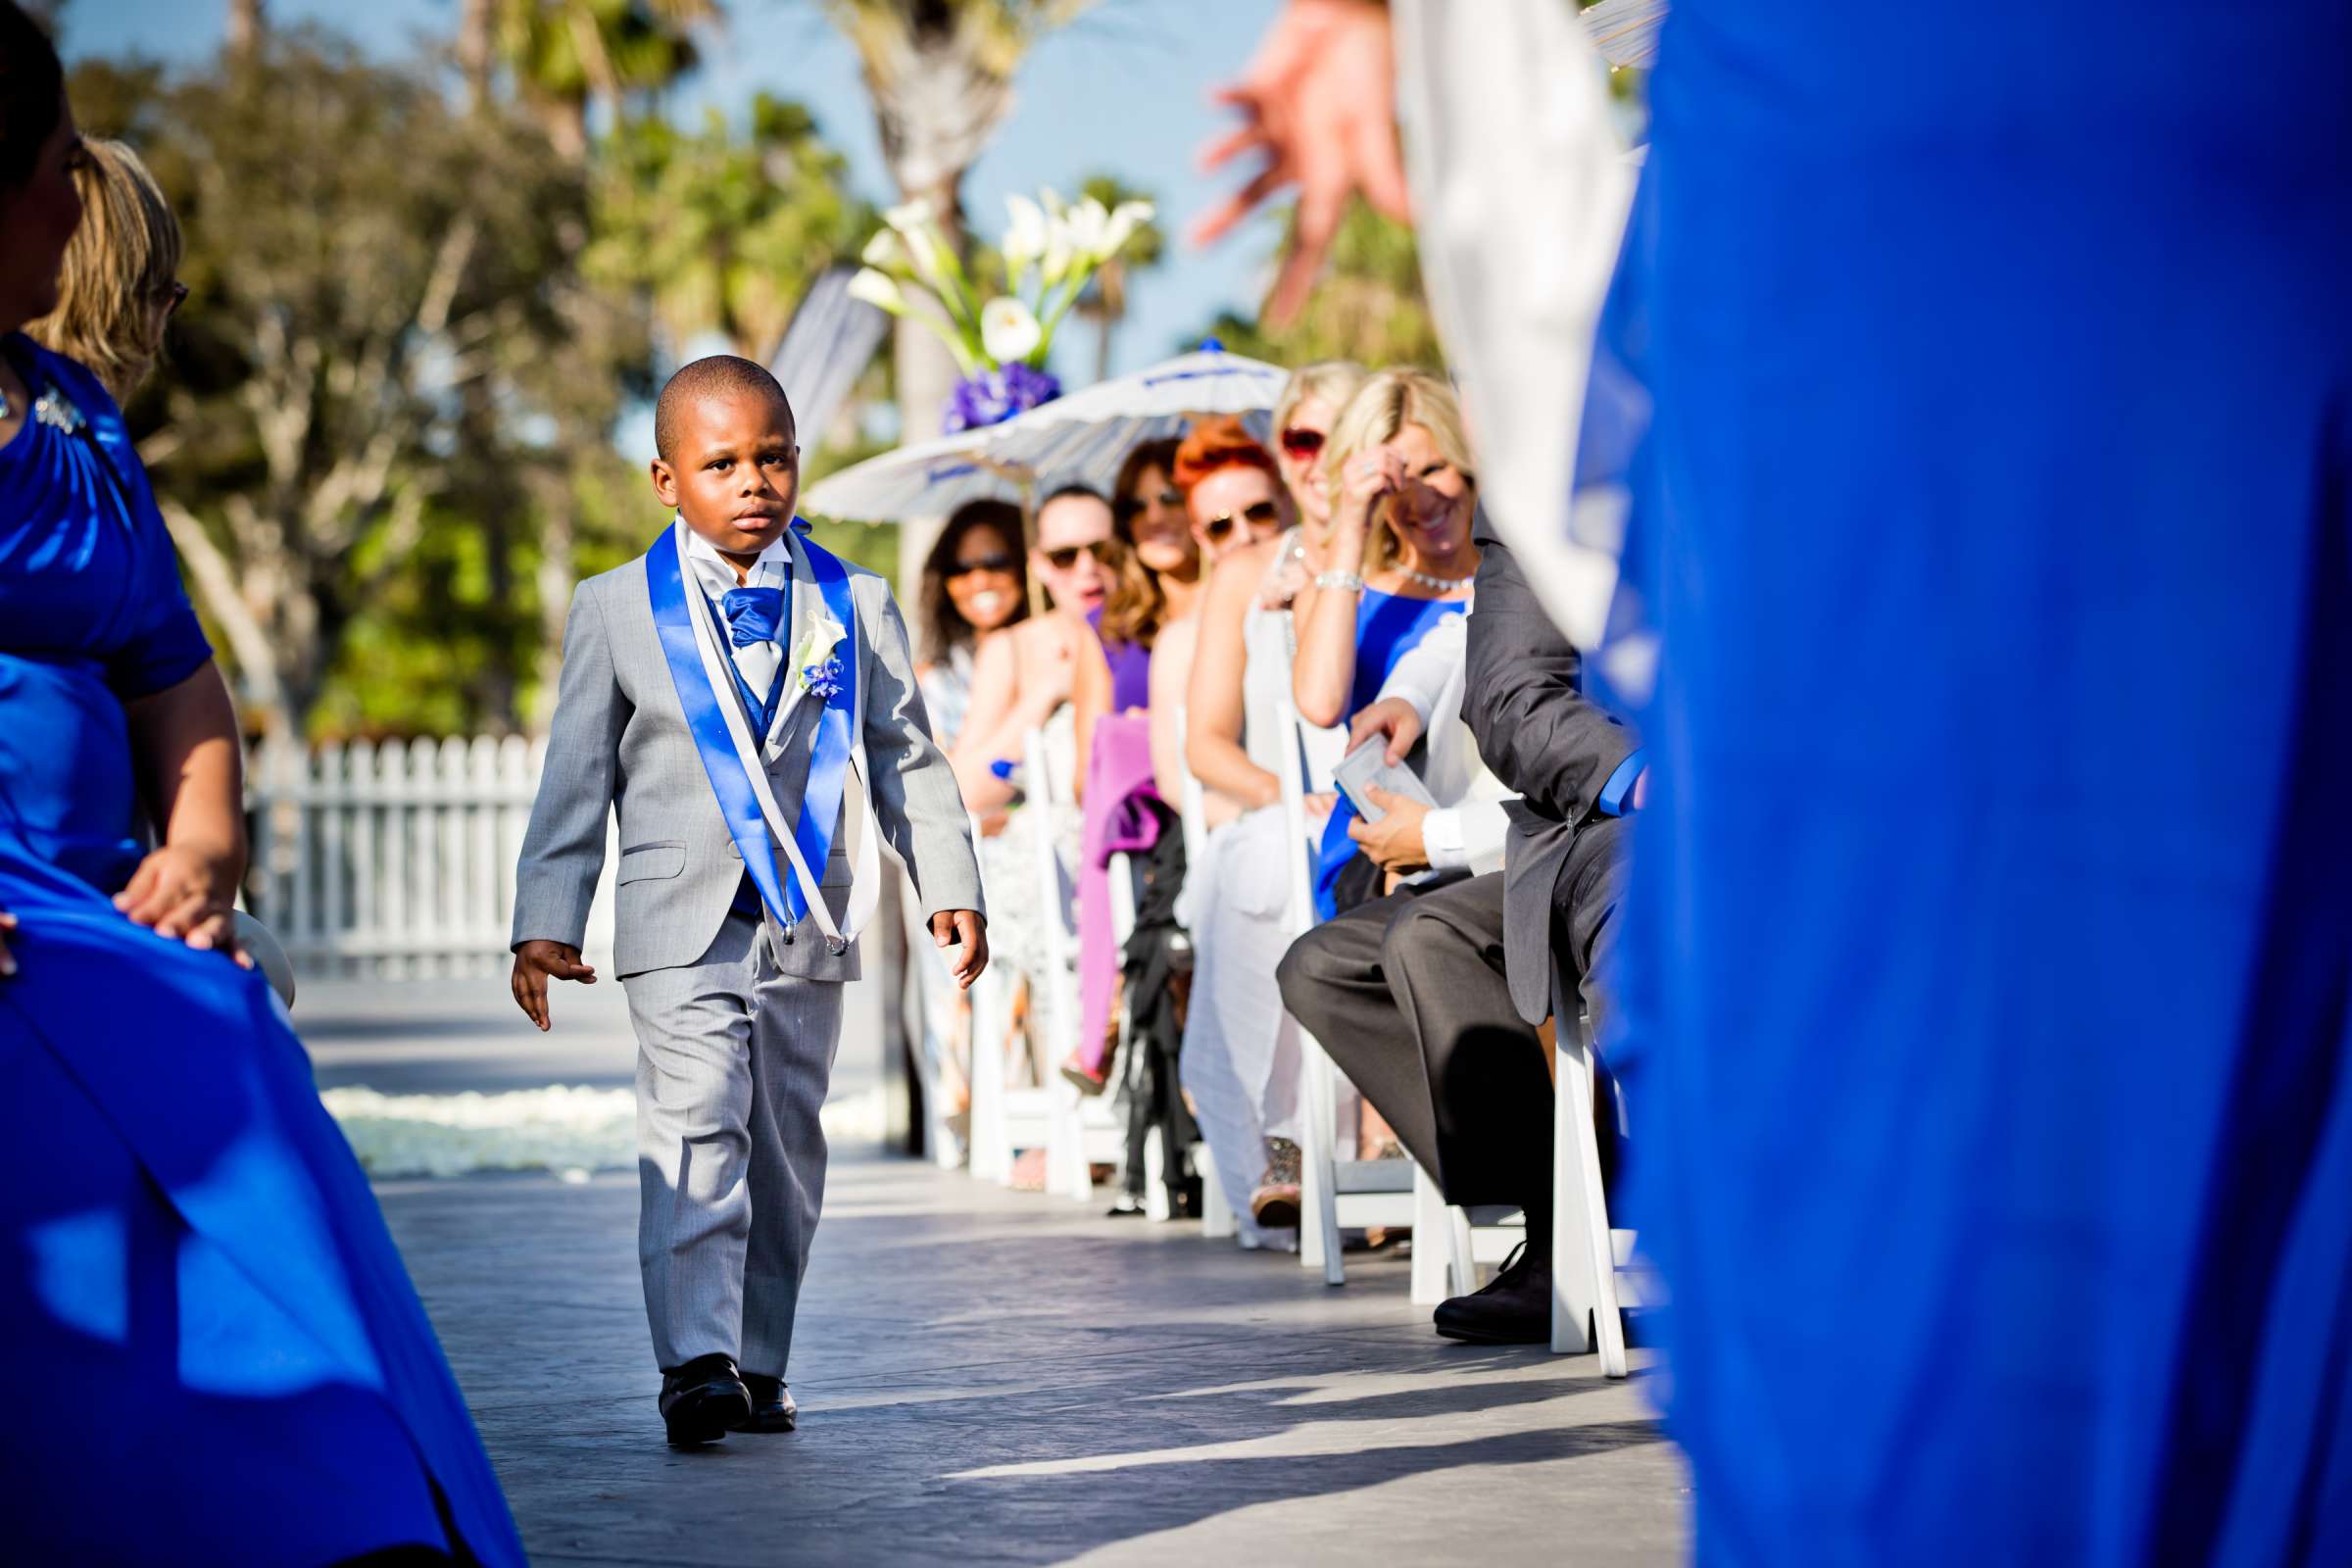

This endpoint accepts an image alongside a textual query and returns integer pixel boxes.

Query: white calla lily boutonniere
[794,613,850,704]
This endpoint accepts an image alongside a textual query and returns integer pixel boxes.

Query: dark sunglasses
[945,553,1019,579]
[1042,540,1114,571]
[1114,487,1186,520]
[1200,500,1283,541]
[1278,426,1326,460]
[158,279,189,318]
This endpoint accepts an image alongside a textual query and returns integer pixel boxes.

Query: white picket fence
[244,736,616,979]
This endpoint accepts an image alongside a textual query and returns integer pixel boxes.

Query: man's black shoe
[1433,1242,1552,1346]
[660,1353,752,1446]
[736,1373,798,1433]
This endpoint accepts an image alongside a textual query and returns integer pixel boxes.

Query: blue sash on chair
[645,520,860,933]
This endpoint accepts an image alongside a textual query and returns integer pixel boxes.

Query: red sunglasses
[1279,426,1326,460]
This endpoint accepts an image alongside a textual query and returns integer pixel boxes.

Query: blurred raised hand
[1192,0,1410,323]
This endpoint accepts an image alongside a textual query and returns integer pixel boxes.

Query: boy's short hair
[655,355,796,461]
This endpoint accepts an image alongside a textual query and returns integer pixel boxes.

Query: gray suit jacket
[511,537,982,982]
[1462,516,1639,1023]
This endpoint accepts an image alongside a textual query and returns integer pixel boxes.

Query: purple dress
[1087,606,1152,711]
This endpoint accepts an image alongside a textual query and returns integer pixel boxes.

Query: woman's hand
[1334,446,1405,531]
[116,843,251,965]
[1348,785,1431,873]
[0,909,17,978]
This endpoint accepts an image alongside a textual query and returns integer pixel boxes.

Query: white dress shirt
[1373,610,1516,876]
[683,525,793,704]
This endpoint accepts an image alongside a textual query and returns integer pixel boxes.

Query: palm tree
[1072,172,1161,383]
[588,94,870,366]
[481,0,719,160]
[816,0,1094,581]
[226,0,266,53]
[461,2,720,728]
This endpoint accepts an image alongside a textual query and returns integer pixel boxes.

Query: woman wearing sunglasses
[1060,425,1271,1096]
[1291,368,1482,918]
[914,499,1030,807]
[1170,363,1370,1244]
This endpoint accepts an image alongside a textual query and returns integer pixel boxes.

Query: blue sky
[59,0,1289,384]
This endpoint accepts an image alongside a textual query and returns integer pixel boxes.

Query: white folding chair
[1548,972,1640,1374]
[1171,708,1238,1238]
[900,864,965,1170]
[1272,698,1432,1285]
[1022,726,1126,1202]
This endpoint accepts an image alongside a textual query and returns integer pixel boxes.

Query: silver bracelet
[1313,569,1365,593]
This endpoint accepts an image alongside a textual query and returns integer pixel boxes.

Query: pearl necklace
[1398,565,1475,593]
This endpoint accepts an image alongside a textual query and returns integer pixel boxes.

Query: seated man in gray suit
[1277,514,1639,1345]
[510,357,986,1446]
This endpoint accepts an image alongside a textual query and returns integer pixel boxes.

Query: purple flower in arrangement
[942,363,1062,432]
[801,654,845,703]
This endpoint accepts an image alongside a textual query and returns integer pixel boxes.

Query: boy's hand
[512,940,596,1032]
[931,909,989,992]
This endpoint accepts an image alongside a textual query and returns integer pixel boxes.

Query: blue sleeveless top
[1312,588,1468,918]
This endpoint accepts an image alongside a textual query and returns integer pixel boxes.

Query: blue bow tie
[720,585,785,649]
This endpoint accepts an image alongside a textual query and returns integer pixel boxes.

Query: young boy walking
[510,356,986,1446]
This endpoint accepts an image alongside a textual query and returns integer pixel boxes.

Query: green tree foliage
[483,0,720,158]
[588,94,873,367]
[1195,198,1444,371]
[72,35,656,740]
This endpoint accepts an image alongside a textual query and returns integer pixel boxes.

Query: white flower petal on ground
[981,296,1044,366]
[321,1083,888,1180]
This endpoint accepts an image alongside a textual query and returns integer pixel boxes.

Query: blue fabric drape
[1610,8,2352,1564]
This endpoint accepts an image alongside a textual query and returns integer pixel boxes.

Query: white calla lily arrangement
[850,188,1155,431]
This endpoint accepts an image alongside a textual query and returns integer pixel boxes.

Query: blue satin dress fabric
[1609,10,2352,1564]
[1313,588,1465,919]
[0,337,523,1565]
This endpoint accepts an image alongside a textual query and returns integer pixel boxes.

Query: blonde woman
[25,135,182,404]
[1285,368,1479,919]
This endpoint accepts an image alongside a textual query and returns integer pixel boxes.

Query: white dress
[1178,535,1346,1249]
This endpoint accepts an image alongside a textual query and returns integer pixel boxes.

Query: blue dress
[1312,588,1466,919]
[0,338,524,1565]
[1611,9,2352,1564]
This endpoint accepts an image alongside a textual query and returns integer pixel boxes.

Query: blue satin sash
[645,522,859,929]
[785,537,858,926]
[647,527,794,922]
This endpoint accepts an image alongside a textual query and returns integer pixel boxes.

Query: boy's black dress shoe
[736,1373,798,1433]
[1432,1243,1553,1346]
[660,1353,752,1446]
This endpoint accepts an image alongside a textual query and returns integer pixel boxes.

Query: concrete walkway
[318,976,1689,1564]
[383,1155,1688,1566]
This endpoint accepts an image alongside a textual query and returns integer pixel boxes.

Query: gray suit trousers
[624,909,843,1376]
